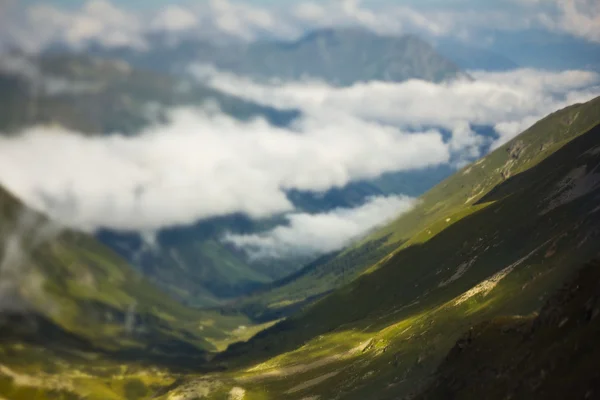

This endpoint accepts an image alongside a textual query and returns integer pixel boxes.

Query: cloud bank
[0,63,596,243]
[522,0,600,43]
[0,108,447,232]
[224,195,416,259]
[2,0,600,53]
[0,1,596,263]
[0,66,597,237]
[194,66,600,149]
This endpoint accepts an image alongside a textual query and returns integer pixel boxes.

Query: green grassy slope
[0,186,269,399]
[1,88,598,400]
[0,184,260,352]
[156,96,600,399]
[243,96,600,318]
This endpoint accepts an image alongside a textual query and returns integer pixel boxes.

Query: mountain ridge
[236,96,600,320]
[90,27,466,85]
[177,96,600,398]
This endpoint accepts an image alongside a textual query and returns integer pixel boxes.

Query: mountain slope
[0,52,299,135]
[96,28,465,85]
[227,29,465,85]
[418,259,600,400]
[0,184,274,399]
[1,82,599,400]
[240,96,600,319]
[154,96,600,399]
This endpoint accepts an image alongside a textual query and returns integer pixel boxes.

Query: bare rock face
[507,140,526,160]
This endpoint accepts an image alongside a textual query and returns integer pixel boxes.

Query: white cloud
[194,66,600,149]
[0,108,448,232]
[449,121,485,160]
[0,63,596,235]
[206,0,296,40]
[1,65,595,234]
[151,5,198,33]
[554,0,600,43]
[5,0,599,54]
[4,0,297,51]
[290,1,539,41]
[291,0,600,43]
[22,0,146,51]
[223,195,416,259]
[523,0,600,43]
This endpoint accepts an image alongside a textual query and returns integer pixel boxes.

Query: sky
[2,0,599,52]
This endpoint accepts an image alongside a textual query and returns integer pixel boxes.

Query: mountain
[418,259,600,400]
[223,28,465,85]
[0,183,279,399]
[96,214,276,307]
[164,96,600,398]
[92,28,466,85]
[236,96,600,321]
[0,52,299,135]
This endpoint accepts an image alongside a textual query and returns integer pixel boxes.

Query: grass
[237,98,600,320]
[176,97,600,398]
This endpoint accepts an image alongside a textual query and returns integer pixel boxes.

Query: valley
[0,11,599,399]
[0,90,598,399]
[0,34,463,308]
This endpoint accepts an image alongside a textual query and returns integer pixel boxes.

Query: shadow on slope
[419,259,600,400]
[217,122,600,370]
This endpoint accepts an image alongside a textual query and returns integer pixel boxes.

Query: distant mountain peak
[89,27,464,86]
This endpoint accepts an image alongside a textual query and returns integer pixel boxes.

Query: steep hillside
[419,259,600,400]
[96,28,465,85]
[152,96,600,399]
[241,96,600,320]
[1,86,598,400]
[0,186,271,399]
[226,29,465,85]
